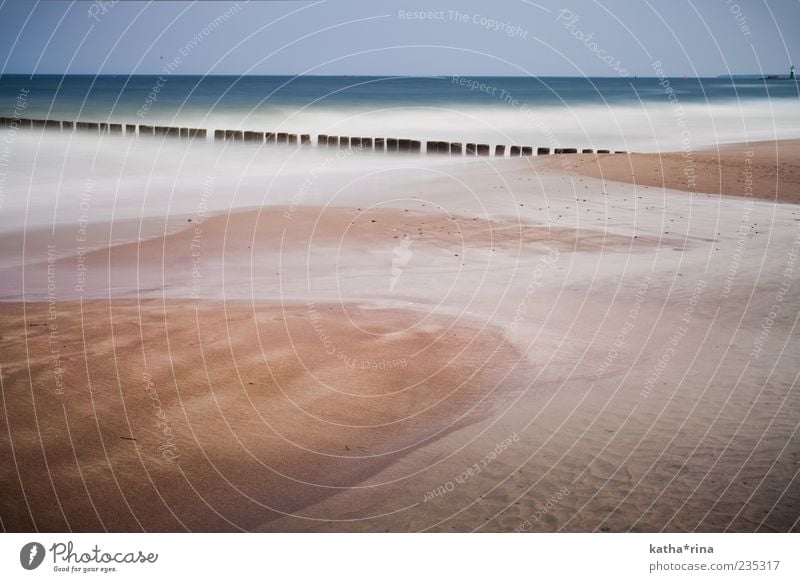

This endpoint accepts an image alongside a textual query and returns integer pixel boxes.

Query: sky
[0,0,797,77]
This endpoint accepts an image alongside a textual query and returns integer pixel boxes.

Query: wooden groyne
[0,117,628,157]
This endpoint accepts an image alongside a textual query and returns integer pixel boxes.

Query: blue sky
[0,0,797,76]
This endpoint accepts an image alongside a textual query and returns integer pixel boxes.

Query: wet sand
[0,299,535,531]
[0,204,670,303]
[1,139,799,532]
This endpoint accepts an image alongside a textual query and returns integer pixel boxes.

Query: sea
[0,74,798,238]
[1,74,799,152]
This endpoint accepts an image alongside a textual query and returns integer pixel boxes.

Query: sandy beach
[1,137,799,533]
[546,140,800,203]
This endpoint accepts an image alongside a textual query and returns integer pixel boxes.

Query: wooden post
[288,134,298,145]
[537,147,550,155]
[466,143,477,155]
[45,120,60,130]
[265,132,276,144]
[327,135,337,147]
[125,124,136,135]
[597,149,610,154]
[398,138,410,152]
[214,129,225,141]
[410,140,421,153]
[374,138,385,152]
[63,121,74,131]
[318,134,328,146]
[301,134,311,145]
[277,132,288,144]
[361,137,373,151]
[386,138,398,152]
[582,148,593,154]
[436,141,449,154]
[350,137,362,149]
[521,147,533,157]
[339,136,350,149]
[495,145,505,157]
[449,143,462,155]
[426,141,438,154]
[180,128,189,138]
[139,125,154,136]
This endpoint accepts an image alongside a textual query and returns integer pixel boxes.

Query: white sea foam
[1,97,797,237]
[98,98,800,153]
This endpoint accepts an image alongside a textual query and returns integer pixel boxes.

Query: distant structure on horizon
[763,64,795,81]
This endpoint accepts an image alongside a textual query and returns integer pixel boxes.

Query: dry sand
[544,139,800,203]
[1,140,799,532]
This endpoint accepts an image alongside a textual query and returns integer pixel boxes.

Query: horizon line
[0,72,772,79]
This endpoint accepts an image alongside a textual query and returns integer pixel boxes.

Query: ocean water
[1,75,798,151]
[1,75,798,240]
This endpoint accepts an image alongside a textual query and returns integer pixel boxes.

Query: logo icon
[20,542,45,570]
